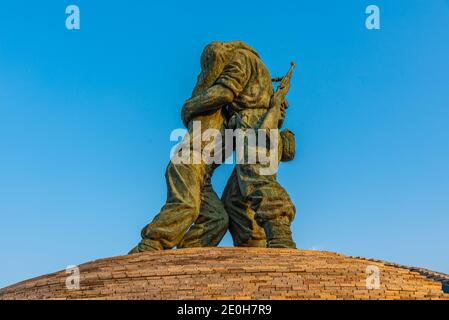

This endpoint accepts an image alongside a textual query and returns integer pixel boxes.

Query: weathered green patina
[130,41,297,253]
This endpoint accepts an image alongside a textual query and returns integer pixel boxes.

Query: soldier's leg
[222,167,266,247]
[129,161,206,253]
[177,178,229,248]
[178,123,230,248]
[236,163,296,249]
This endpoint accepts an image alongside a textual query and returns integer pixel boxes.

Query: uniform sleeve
[215,51,251,97]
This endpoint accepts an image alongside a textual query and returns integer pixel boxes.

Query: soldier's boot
[128,238,163,254]
[237,239,266,247]
[263,220,296,249]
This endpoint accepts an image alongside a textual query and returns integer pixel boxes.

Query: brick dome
[1,248,448,300]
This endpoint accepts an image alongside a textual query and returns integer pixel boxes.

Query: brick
[1,248,448,300]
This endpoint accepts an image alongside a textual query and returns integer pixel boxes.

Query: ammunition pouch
[280,129,296,162]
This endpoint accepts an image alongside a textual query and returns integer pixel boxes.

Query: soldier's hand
[270,94,282,109]
[279,99,288,121]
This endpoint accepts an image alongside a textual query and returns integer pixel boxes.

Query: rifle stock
[259,62,296,130]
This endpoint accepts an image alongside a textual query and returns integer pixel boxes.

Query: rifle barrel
[271,62,296,83]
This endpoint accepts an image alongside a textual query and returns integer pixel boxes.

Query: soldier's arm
[181,50,250,127]
[181,84,235,127]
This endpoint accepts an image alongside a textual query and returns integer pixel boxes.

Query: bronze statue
[129,41,297,253]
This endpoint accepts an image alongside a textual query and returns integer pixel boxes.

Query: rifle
[259,62,296,130]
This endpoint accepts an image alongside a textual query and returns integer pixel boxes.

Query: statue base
[1,248,448,300]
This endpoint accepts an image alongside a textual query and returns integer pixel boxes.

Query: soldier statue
[130,41,296,253]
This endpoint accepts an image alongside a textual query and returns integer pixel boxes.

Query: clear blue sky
[1,0,448,288]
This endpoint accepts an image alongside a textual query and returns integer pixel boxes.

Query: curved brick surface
[1,248,448,300]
